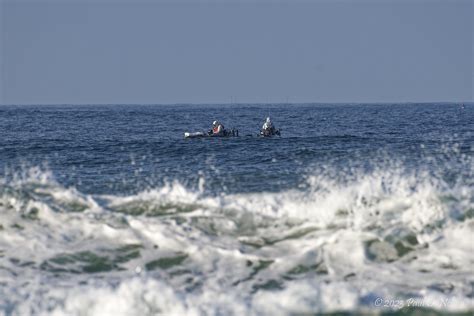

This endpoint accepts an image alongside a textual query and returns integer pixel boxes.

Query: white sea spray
[0,160,473,315]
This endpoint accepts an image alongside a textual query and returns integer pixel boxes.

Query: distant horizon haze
[1,101,472,107]
[1,0,472,105]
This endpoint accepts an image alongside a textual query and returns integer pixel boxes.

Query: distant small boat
[259,129,281,137]
[184,129,239,138]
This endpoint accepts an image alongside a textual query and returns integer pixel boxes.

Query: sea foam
[0,161,472,315]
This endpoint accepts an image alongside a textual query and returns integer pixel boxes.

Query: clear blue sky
[1,0,472,104]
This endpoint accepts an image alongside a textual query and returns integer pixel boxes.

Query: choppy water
[0,103,473,315]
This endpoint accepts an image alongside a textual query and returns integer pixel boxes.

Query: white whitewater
[0,162,473,315]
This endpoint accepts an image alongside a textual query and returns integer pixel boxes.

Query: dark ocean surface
[0,103,473,315]
[1,103,472,194]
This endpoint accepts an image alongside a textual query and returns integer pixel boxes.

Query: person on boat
[261,117,276,135]
[211,120,225,135]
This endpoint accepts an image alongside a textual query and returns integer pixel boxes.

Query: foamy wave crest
[0,163,473,315]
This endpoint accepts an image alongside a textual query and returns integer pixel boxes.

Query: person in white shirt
[261,117,276,136]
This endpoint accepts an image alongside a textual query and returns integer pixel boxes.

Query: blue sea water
[2,103,472,194]
[0,103,473,315]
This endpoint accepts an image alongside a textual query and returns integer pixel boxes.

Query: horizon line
[0,101,472,107]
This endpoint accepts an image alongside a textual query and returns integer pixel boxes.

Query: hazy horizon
[1,0,473,104]
[0,101,473,107]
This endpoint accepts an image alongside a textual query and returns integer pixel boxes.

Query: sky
[0,0,472,104]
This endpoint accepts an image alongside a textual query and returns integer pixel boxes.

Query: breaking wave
[0,161,473,315]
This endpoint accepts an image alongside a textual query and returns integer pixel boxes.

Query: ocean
[0,103,472,315]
